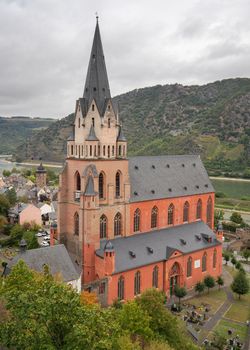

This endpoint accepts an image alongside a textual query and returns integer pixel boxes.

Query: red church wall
[129,193,215,235]
[105,244,222,305]
[107,262,164,305]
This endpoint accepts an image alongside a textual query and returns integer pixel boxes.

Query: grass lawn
[187,289,227,314]
[212,319,248,343]
[224,302,250,323]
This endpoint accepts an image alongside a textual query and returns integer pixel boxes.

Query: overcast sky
[0,0,250,119]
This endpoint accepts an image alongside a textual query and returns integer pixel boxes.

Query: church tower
[58,18,130,287]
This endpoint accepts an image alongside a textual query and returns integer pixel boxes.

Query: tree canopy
[0,263,200,350]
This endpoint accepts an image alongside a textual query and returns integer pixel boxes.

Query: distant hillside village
[0,164,81,291]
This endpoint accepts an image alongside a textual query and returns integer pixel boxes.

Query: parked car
[41,241,50,247]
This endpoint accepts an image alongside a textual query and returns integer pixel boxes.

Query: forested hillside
[13,78,250,176]
[0,117,55,155]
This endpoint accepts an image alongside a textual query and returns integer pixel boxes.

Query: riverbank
[16,161,63,169]
[210,176,250,183]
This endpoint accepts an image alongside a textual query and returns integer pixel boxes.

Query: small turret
[116,125,127,158]
[36,161,47,188]
[104,241,115,275]
[216,221,224,242]
[19,239,27,253]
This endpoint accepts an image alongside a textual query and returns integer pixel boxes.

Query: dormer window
[92,118,95,127]
[92,104,95,111]
[108,118,111,128]
[108,105,111,110]
[93,87,97,92]
[78,118,81,128]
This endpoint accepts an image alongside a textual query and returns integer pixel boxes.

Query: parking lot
[36,229,50,247]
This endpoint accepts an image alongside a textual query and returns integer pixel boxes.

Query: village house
[4,241,81,292]
[8,203,42,226]
[58,19,223,305]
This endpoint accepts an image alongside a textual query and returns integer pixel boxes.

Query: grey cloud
[0,0,249,118]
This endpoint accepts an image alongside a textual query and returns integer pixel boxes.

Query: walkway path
[198,268,233,344]
[198,289,232,345]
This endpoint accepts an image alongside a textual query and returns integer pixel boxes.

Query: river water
[0,159,22,174]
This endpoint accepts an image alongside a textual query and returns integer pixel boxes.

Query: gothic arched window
[100,215,107,239]
[114,212,122,236]
[75,171,81,191]
[152,266,159,288]
[115,171,121,198]
[202,252,207,272]
[151,206,158,229]
[187,257,192,277]
[168,203,174,225]
[183,201,189,223]
[99,172,104,199]
[74,212,79,236]
[207,196,213,228]
[134,271,141,296]
[196,199,202,220]
[118,276,124,300]
[134,208,141,232]
[213,249,217,268]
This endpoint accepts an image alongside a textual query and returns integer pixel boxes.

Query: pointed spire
[117,125,126,142]
[86,124,99,141]
[84,176,96,196]
[83,19,111,113]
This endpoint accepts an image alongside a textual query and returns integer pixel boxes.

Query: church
[58,19,223,306]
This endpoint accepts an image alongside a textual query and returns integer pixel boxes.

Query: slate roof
[96,221,221,274]
[117,125,127,142]
[86,124,99,141]
[9,244,80,282]
[84,176,97,196]
[83,19,111,114]
[67,132,74,141]
[36,162,46,173]
[128,155,214,202]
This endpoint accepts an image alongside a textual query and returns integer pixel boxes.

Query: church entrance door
[169,262,181,296]
[170,275,178,296]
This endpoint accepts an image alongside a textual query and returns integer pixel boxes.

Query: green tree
[2,169,11,177]
[230,212,243,225]
[216,276,224,290]
[0,215,7,232]
[119,300,153,343]
[204,276,215,294]
[136,289,199,350]
[0,261,120,350]
[223,251,230,265]
[242,249,250,262]
[235,261,242,270]
[10,224,25,243]
[195,281,205,294]
[214,209,224,227]
[231,256,237,268]
[222,251,230,265]
[231,271,249,299]
[23,231,39,249]
[5,188,17,205]
[0,194,10,216]
[174,286,187,309]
